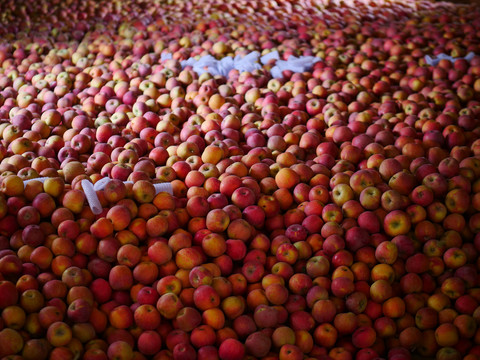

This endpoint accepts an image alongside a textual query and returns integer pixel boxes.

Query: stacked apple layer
[0,0,479,360]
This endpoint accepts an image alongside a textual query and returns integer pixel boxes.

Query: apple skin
[0,280,19,308]
[193,284,221,311]
[352,326,377,349]
[306,255,330,278]
[345,226,370,251]
[383,210,411,237]
[245,331,272,357]
[346,291,368,315]
[206,208,230,233]
[134,304,162,331]
[174,306,202,332]
[359,186,382,210]
[148,241,173,265]
[312,299,336,323]
[445,188,470,214]
[254,305,278,328]
[0,328,24,358]
[331,276,355,298]
[137,330,162,356]
[173,342,197,360]
[231,186,256,210]
[218,338,245,360]
[67,298,93,323]
[107,341,134,360]
[375,241,398,264]
[334,312,358,335]
[46,321,73,347]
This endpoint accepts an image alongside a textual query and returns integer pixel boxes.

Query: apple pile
[1,0,480,359]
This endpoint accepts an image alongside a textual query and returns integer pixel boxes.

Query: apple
[107,341,134,360]
[0,2,478,359]
[313,323,338,349]
[46,321,72,347]
[219,338,245,360]
[246,331,272,357]
[0,328,24,358]
[383,210,411,237]
[174,306,202,332]
[67,298,93,323]
[345,226,370,251]
[435,323,459,347]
